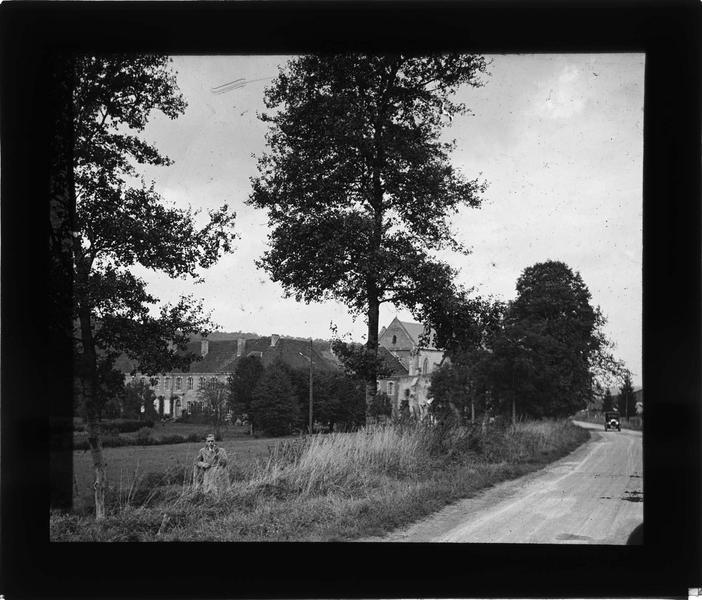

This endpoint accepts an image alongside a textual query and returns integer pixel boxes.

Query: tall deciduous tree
[249,54,488,412]
[489,261,608,420]
[602,388,616,413]
[250,362,300,436]
[228,355,265,433]
[58,55,237,519]
[198,380,230,439]
[618,372,635,419]
[426,292,505,423]
[313,372,366,432]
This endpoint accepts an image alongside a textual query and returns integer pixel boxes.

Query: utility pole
[299,344,314,434]
[308,338,313,434]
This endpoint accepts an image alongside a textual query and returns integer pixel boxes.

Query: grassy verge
[52,419,590,541]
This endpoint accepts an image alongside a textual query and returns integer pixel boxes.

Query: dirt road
[369,420,643,544]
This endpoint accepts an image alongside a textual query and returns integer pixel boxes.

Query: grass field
[71,426,295,512]
[73,421,251,443]
[55,419,590,540]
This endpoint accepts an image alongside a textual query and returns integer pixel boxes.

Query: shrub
[101,419,155,434]
[159,434,186,445]
[72,434,132,450]
[103,434,128,448]
[176,412,213,425]
[71,429,206,450]
[368,392,392,419]
[135,427,154,445]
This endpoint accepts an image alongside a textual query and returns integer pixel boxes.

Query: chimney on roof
[201,337,209,357]
[270,334,280,347]
[237,338,246,357]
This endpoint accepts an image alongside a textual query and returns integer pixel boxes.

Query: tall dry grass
[244,425,425,497]
[113,420,582,507]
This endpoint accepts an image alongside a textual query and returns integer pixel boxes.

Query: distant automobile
[604,411,621,431]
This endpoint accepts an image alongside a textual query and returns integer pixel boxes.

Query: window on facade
[187,377,193,390]
[422,358,428,375]
[392,334,397,345]
[210,377,217,386]
[176,377,182,390]
[164,377,170,388]
[388,381,394,396]
[199,377,205,388]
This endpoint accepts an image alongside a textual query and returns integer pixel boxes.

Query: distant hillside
[190,331,334,353]
[189,331,261,341]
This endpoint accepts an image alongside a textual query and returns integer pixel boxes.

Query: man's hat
[206,433,215,441]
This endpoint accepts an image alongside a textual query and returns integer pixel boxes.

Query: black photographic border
[1,1,700,598]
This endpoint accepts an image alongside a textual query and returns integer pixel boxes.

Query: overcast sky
[130,53,644,386]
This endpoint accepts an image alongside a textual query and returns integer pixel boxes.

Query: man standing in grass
[193,433,229,494]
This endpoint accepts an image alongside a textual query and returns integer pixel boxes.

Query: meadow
[71,426,293,511]
[53,419,590,541]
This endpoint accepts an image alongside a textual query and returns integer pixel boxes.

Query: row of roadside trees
[426,260,630,425]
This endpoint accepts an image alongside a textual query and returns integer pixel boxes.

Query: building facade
[376,317,444,419]
[121,334,339,419]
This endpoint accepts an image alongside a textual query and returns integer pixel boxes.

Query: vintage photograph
[49,52,644,542]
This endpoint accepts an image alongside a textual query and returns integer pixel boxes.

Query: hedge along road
[366,421,643,544]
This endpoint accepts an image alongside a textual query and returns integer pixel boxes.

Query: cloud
[532,64,587,120]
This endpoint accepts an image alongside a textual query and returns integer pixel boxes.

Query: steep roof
[259,337,337,372]
[396,319,437,349]
[378,346,409,377]
[117,337,339,375]
[184,340,240,373]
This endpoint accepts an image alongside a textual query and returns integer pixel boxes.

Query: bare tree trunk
[77,279,107,520]
[512,396,516,426]
[365,292,380,420]
[85,414,107,520]
[471,398,475,424]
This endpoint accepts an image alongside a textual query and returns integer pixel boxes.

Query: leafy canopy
[618,372,635,416]
[198,379,230,436]
[312,371,366,431]
[228,354,265,419]
[72,55,237,376]
[489,261,610,418]
[251,361,301,436]
[249,53,488,315]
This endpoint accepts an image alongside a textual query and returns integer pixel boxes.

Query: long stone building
[118,319,443,420]
[119,334,339,419]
